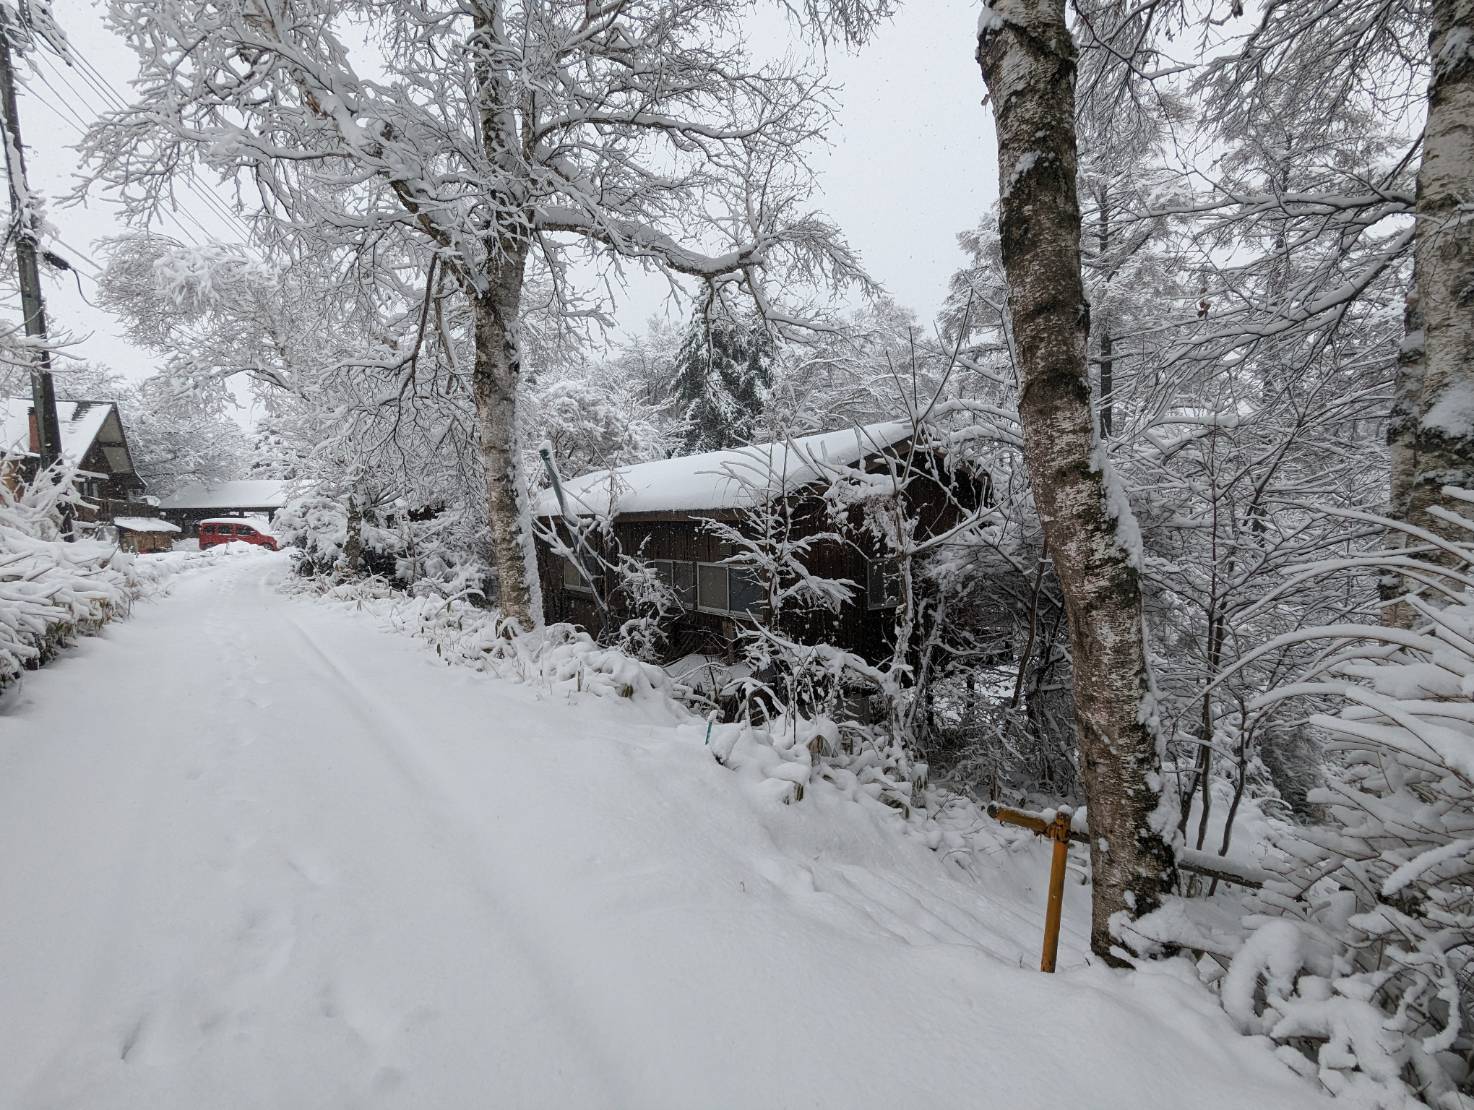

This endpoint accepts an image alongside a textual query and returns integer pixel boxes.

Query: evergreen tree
[672,313,774,453]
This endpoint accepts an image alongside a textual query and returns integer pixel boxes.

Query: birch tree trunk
[977,0,1177,961]
[472,276,542,629]
[467,2,540,629]
[1408,0,1474,539]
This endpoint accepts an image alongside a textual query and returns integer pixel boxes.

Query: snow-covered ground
[0,554,1328,1109]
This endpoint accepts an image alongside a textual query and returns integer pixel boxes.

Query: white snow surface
[158,480,290,511]
[537,421,913,517]
[112,517,182,534]
[0,397,116,464]
[0,555,1332,1109]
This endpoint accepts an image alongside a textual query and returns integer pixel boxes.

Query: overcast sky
[19,0,998,386]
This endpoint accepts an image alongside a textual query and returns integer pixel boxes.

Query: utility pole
[0,9,68,534]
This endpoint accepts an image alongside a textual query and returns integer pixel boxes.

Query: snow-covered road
[0,554,1328,1109]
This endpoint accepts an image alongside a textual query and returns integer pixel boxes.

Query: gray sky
[18,0,998,386]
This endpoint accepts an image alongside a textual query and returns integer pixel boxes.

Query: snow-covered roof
[159,480,289,511]
[113,516,181,534]
[537,421,913,518]
[201,515,277,533]
[0,398,125,468]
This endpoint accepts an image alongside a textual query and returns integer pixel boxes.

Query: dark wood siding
[536,445,988,664]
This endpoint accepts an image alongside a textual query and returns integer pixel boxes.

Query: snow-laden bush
[1218,498,1474,1108]
[0,465,222,688]
[0,480,129,683]
[296,577,679,707]
[273,491,398,578]
[275,489,489,593]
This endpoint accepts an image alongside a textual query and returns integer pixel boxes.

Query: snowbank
[0,506,263,691]
[296,579,1059,881]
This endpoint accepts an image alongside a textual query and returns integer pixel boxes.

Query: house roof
[0,398,132,473]
[158,480,289,511]
[200,515,277,533]
[536,421,913,518]
[113,516,181,534]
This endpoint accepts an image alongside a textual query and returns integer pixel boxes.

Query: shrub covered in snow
[0,466,225,689]
[275,488,489,594]
[1218,501,1474,1108]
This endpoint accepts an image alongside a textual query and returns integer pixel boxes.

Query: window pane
[728,567,762,614]
[697,563,727,611]
[651,560,692,610]
[868,558,902,609]
[562,557,585,590]
[672,562,696,609]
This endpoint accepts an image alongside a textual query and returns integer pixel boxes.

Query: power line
[31,45,257,248]
[21,50,205,246]
[65,45,258,242]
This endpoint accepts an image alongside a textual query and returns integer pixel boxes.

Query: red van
[198,518,280,551]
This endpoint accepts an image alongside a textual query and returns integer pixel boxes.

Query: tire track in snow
[269,602,654,1107]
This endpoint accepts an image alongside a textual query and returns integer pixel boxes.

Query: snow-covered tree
[977,0,1178,961]
[671,309,776,453]
[525,364,678,481]
[81,0,871,628]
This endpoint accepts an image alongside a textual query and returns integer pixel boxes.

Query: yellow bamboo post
[1039,810,1072,973]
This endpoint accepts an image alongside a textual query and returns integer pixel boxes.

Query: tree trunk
[472,279,542,629]
[469,5,542,630]
[341,495,363,577]
[1408,0,1474,540]
[977,0,1177,962]
[1096,194,1114,439]
[1383,289,1423,627]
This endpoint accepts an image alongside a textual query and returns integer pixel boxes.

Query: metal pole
[0,16,69,535]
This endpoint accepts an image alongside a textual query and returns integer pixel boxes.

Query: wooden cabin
[0,398,148,509]
[534,421,985,663]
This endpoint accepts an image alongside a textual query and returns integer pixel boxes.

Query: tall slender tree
[976,0,1177,960]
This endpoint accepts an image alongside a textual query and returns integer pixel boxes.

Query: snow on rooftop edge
[200,515,277,531]
[0,398,117,464]
[537,421,913,517]
[112,517,181,533]
[158,480,290,511]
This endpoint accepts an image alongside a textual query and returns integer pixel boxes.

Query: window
[672,561,695,610]
[696,562,728,613]
[561,555,594,594]
[696,562,763,617]
[867,557,902,610]
[728,568,762,614]
[649,560,695,610]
